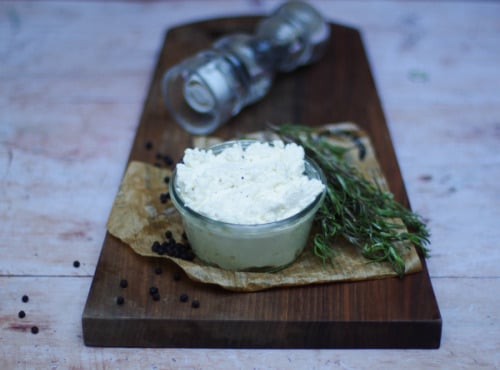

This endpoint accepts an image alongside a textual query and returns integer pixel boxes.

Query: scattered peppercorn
[73,260,80,268]
[160,192,170,204]
[116,296,125,305]
[180,293,189,303]
[164,176,170,184]
[173,243,194,260]
[120,279,128,288]
[151,241,161,253]
[151,238,195,261]
[31,326,39,334]
[181,248,195,261]
[152,292,161,301]
[165,230,173,240]
[173,271,181,281]
[149,286,159,296]
[191,300,200,309]
[22,295,29,303]
[18,310,26,319]
[154,242,165,255]
[145,141,153,150]
[162,155,174,166]
[154,266,163,275]
[154,152,176,167]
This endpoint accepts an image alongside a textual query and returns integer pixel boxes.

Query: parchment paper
[107,123,422,292]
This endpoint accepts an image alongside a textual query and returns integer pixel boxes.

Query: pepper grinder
[162,1,330,135]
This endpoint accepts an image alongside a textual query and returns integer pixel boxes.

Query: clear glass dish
[169,140,326,272]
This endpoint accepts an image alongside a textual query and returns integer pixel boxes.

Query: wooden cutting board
[82,17,442,348]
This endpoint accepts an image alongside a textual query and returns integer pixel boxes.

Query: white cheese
[175,140,324,224]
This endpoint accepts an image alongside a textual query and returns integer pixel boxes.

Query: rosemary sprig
[272,124,430,277]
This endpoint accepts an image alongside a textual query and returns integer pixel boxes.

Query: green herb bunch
[272,124,430,277]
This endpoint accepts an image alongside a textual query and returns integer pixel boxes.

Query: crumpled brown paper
[106,123,421,292]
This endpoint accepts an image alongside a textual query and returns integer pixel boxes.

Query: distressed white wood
[1,277,498,369]
[1,0,499,368]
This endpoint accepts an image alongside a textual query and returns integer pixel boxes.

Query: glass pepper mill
[161,1,330,135]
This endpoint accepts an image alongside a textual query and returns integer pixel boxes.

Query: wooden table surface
[1,1,498,369]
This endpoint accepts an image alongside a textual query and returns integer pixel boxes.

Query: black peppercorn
[154,266,163,275]
[119,279,128,288]
[149,286,159,295]
[160,192,170,204]
[152,292,161,301]
[180,293,189,302]
[150,235,195,261]
[151,241,161,253]
[181,249,195,261]
[173,271,181,281]
[145,141,153,150]
[116,296,125,305]
[163,155,174,166]
[31,326,39,334]
[18,310,26,319]
[191,300,200,309]
[73,260,80,268]
[22,295,29,303]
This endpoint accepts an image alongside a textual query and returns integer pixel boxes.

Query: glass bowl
[169,140,326,272]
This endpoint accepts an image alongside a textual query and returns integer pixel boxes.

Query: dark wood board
[82,17,442,349]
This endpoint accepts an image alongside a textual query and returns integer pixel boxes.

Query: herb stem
[272,124,430,277]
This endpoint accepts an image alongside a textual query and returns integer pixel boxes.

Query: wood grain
[82,17,441,348]
[3,0,499,368]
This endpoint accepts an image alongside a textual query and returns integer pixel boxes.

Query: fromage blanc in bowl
[170,140,326,271]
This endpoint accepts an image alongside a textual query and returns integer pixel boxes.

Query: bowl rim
[169,139,326,230]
